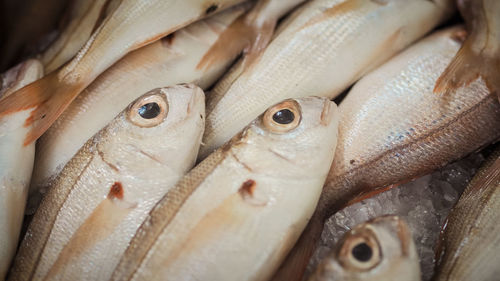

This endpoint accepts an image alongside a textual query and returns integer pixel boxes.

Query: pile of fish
[0,0,499,280]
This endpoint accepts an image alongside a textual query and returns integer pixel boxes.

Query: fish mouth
[320,99,334,126]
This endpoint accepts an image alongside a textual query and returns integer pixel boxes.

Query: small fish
[433,149,500,281]
[309,216,421,281]
[110,97,339,281]
[28,3,250,212]
[8,85,205,281]
[274,27,500,281]
[199,0,455,159]
[40,0,118,73]
[0,59,43,280]
[0,0,246,145]
[434,0,500,102]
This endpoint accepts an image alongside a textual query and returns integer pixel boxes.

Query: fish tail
[434,38,500,97]
[197,11,275,71]
[0,72,84,145]
[271,214,324,281]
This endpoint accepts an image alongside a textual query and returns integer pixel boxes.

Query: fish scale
[201,0,455,159]
[9,85,206,281]
[111,97,339,281]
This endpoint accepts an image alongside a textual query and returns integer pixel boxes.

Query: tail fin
[0,72,84,145]
[197,13,275,71]
[271,214,324,281]
[434,39,500,98]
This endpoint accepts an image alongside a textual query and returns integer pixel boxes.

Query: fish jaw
[433,152,500,281]
[8,85,205,281]
[28,4,249,211]
[323,26,500,214]
[199,0,455,159]
[110,97,339,281]
[0,59,43,280]
[309,216,420,281]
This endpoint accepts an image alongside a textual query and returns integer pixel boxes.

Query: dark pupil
[138,103,161,119]
[352,243,373,262]
[272,109,295,124]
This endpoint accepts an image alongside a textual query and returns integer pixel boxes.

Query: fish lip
[320,99,334,126]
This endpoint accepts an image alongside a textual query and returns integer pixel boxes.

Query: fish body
[309,216,421,281]
[434,0,500,101]
[433,150,500,281]
[8,85,205,281]
[110,97,339,281]
[274,26,500,281]
[40,0,117,73]
[199,0,455,158]
[28,4,249,210]
[0,0,245,145]
[0,59,44,280]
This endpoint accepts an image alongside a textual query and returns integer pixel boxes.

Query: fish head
[311,215,420,281]
[228,96,339,179]
[96,84,205,178]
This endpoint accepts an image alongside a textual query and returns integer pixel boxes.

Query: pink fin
[0,71,85,145]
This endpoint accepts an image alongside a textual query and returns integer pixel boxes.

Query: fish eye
[128,91,168,127]
[351,242,372,262]
[138,103,161,119]
[262,100,301,133]
[338,232,381,271]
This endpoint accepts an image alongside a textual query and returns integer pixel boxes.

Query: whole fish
[110,97,339,281]
[199,0,455,159]
[434,0,500,102]
[0,59,43,280]
[40,0,118,73]
[273,27,500,281]
[8,84,205,281]
[0,0,246,145]
[28,4,250,211]
[309,216,421,281]
[433,149,500,281]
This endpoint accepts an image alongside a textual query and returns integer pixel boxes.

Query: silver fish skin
[110,97,339,281]
[28,4,250,211]
[433,149,500,281]
[40,0,116,73]
[8,85,205,281]
[273,26,500,281]
[0,59,44,280]
[199,0,455,159]
[0,0,246,145]
[309,216,421,281]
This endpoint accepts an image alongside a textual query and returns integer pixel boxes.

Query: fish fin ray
[197,13,275,71]
[434,40,500,98]
[0,72,85,145]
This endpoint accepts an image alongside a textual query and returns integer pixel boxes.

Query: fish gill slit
[230,150,253,172]
[98,149,120,171]
[29,153,96,279]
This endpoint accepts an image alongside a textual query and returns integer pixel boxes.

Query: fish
[40,0,119,73]
[7,84,205,281]
[434,0,500,102]
[27,4,250,212]
[309,216,421,281]
[199,0,455,159]
[0,59,44,280]
[109,97,339,281]
[433,148,500,281]
[273,26,500,281]
[197,0,307,71]
[0,0,246,145]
